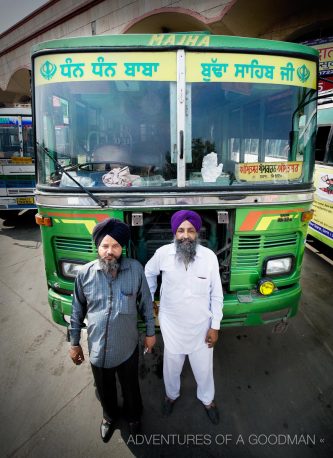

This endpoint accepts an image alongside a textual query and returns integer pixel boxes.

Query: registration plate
[16,197,34,204]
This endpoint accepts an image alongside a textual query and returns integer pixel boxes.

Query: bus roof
[31,33,318,59]
[0,107,31,116]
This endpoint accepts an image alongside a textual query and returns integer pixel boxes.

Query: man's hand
[205,328,219,348]
[69,345,85,365]
[153,301,159,316]
[144,335,156,353]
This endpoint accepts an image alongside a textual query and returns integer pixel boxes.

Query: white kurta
[145,243,223,354]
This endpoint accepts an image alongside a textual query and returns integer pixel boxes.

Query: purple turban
[92,218,130,248]
[171,210,202,234]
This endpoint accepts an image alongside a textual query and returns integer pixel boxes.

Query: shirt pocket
[119,287,137,315]
[191,275,209,296]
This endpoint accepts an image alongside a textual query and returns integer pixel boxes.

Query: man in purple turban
[171,210,202,235]
[69,218,156,441]
[145,210,223,425]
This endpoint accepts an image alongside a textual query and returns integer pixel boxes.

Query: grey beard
[174,237,198,265]
[99,257,120,275]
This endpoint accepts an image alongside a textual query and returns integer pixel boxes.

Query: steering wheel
[78,161,131,171]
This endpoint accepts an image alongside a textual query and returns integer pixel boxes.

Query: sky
[0,0,48,34]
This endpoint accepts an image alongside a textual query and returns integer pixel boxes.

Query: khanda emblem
[40,61,57,80]
[297,64,310,83]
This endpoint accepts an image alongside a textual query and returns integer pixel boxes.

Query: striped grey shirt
[70,257,155,368]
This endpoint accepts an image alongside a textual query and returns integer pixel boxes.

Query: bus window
[35,79,176,188]
[0,117,20,158]
[315,126,331,162]
[22,116,34,158]
[186,82,314,185]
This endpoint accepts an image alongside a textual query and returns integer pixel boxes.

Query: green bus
[308,90,333,248]
[0,107,35,218]
[31,33,318,329]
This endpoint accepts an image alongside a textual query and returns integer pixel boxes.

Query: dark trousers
[91,345,142,423]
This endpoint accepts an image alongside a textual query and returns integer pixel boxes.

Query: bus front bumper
[222,283,301,326]
[48,289,73,327]
[48,282,301,328]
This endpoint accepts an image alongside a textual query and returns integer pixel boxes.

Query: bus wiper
[37,143,106,208]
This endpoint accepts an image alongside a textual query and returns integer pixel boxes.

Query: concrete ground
[0,212,332,458]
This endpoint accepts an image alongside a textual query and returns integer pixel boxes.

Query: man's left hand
[144,335,156,353]
[205,328,219,348]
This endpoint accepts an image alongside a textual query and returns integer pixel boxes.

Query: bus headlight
[264,256,294,276]
[60,261,86,279]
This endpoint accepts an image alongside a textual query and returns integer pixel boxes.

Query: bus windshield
[34,52,316,190]
[0,114,33,160]
[187,82,315,186]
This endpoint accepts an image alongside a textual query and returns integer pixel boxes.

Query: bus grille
[235,252,260,266]
[263,233,298,248]
[237,235,261,250]
[233,233,299,268]
[54,236,94,253]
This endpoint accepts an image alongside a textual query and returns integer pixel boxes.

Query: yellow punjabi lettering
[177,35,187,46]
[148,34,164,45]
[147,34,210,47]
[164,35,176,45]
[185,35,199,46]
[198,35,210,47]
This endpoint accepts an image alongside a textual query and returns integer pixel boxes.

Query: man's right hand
[153,301,159,316]
[69,345,85,365]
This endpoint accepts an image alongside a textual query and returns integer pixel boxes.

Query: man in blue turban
[69,218,156,441]
[145,210,223,425]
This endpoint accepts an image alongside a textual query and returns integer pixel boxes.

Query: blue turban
[92,218,130,248]
[171,210,202,235]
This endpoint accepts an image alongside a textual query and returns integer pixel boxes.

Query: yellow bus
[308,90,333,248]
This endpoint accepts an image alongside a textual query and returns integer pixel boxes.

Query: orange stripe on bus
[240,208,305,231]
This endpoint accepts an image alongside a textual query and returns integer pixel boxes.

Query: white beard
[174,237,198,265]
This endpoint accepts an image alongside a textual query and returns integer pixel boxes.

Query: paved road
[0,212,332,458]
